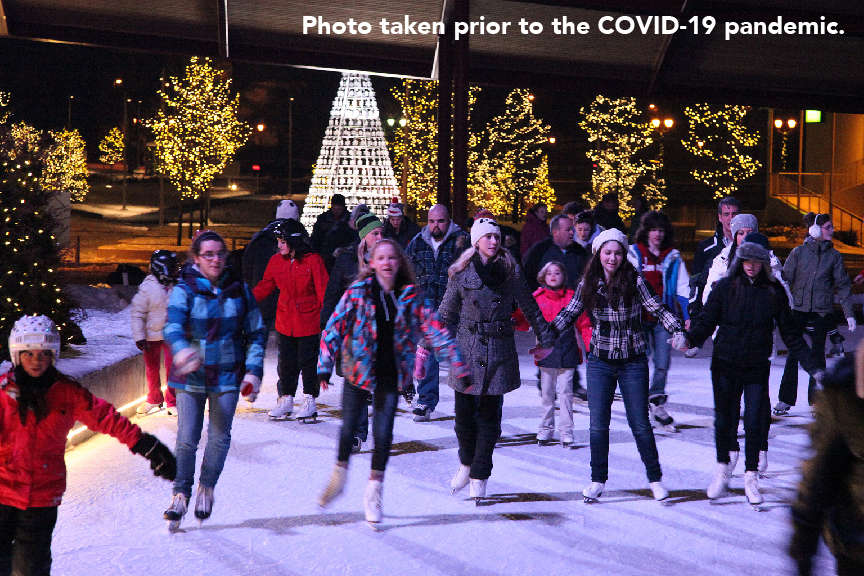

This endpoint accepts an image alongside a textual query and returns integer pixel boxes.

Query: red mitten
[240,374,261,402]
[414,348,430,379]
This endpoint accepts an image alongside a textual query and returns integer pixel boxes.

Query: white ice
[54,330,840,575]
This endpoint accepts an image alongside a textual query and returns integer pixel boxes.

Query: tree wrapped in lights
[528,155,556,208]
[99,127,124,166]
[147,57,250,201]
[682,104,761,199]
[0,95,85,356]
[471,89,550,221]
[42,129,89,202]
[579,95,656,217]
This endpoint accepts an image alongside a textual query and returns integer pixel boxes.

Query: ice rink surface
[55,331,840,575]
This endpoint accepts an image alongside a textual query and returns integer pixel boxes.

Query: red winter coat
[0,370,143,510]
[513,287,592,349]
[253,252,329,338]
[520,209,551,259]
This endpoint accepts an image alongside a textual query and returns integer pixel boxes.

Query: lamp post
[67,95,73,129]
[288,97,293,198]
[114,79,128,210]
[650,115,674,202]
[773,117,797,171]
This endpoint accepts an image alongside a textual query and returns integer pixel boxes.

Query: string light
[146,56,250,200]
[42,129,90,202]
[99,127,124,166]
[682,103,761,199]
[579,95,659,217]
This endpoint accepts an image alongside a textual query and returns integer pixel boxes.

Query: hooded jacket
[784,237,854,317]
[383,216,421,249]
[130,275,173,341]
[164,265,266,393]
[0,370,142,510]
[532,287,584,369]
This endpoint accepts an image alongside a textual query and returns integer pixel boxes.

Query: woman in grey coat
[438,217,554,501]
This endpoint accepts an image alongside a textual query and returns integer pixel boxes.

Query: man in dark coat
[321,202,366,272]
[688,196,741,319]
[522,214,589,292]
[383,201,421,249]
[520,202,550,259]
[310,193,348,254]
[593,193,625,232]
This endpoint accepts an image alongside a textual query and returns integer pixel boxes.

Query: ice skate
[649,400,675,428]
[744,471,763,509]
[451,464,470,495]
[351,437,363,454]
[165,406,177,417]
[317,464,347,508]
[827,333,845,358]
[164,493,188,532]
[295,394,318,423]
[268,395,293,420]
[728,451,740,476]
[537,435,553,446]
[364,479,383,527]
[650,481,669,502]
[194,485,214,521]
[684,346,700,358]
[758,451,768,477]
[561,433,574,449]
[136,401,162,416]
[402,383,415,405]
[469,478,487,505]
[412,403,432,422]
[707,462,731,500]
[772,401,791,416]
[583,482,604,503]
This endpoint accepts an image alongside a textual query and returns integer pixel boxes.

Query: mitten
[131,433,177,481]
[173,347,202,375]
[240,374,262,403]
[136,340,150,352]
[414,348,430,379]
[669,332,689,351]
[848,317,857,332]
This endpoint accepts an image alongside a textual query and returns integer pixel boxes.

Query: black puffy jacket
[686,271,817,372]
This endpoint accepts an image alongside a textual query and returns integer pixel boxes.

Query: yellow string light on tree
[41,129,89,202]
[146,56,250,200]
[99,127,124,167]
[579,95,657,217]
[682,103,761,199]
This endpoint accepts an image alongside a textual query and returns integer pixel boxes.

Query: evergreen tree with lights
[0,96,85,358]
[42,128,89,202]
[682,103,761,199]
[99,127,124,184]
[579,95,657,217]
[147,57,250,206]
[303,73,400,230]
[528,154,556,208]
[472,89,550,221]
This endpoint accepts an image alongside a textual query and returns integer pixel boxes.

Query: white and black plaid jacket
[553,274,685,361]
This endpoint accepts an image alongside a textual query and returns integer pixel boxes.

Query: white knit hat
[275,199,300,221]
[471,217,501,246]
[591,228,628,254]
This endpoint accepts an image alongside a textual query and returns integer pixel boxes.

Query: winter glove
[240,374,262,403]
[669,332,689,351]
[529,346,554,362]
[414,348,430,380]
[131,433,177,481]
[848,317,857,332]
[173,347,202,375]
[135,340,150,352]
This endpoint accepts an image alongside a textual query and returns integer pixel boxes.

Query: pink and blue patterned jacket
[318,277,469,392]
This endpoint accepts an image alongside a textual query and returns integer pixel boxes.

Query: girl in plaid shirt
[549,229,686,503]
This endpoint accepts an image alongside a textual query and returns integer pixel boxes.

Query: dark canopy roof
[2,0,864,110]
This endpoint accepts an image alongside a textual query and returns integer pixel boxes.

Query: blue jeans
[643,320,671,400]
[174,389,239,497]
[415,353,439,411]
[338,382,399,471]
[586,354,662,483]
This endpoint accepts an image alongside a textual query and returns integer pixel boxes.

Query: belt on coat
[462,320,514,338]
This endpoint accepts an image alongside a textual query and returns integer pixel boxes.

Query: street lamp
[114,79,128,210]
[774,117,798,170]
[257,123,265,132]
[548,136,556,144]
[67,95,73,129]
[288,97,294,198]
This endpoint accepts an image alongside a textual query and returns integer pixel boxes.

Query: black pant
[779,311,830,406]
[338,381,399,471]
[454,391,504,480]
[712,361,769,472]
[0,504,58,576]
[277,333,320,398]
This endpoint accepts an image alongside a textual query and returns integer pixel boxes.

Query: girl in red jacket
[532,262,591,447]
[253,219,329,421]
[0,315,175,576]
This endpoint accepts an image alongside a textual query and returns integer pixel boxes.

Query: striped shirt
[553,273,684,361]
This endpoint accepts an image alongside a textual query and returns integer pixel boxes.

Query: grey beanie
[732,241,771,269]
[350,203,370,222]
[731,213,758,239]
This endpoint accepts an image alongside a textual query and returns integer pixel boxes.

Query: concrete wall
[66,353,146,448]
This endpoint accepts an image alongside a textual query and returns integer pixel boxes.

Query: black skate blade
[367,521,382,531]
[583,496,600,504]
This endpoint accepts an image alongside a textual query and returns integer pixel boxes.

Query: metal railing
[771,173,864,244]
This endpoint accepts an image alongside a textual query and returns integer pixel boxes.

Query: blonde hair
[357,239,416,290]
[537,261,567,287]
[449,244,516,278]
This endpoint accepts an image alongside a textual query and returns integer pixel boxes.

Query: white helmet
[8,315,61,366]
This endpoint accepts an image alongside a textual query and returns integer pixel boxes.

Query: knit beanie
[474,208,495,220]
[351,203,370,222]
[275,199,300,221]
[731,213,758,239]
[471,217,501,246]
[355,212,383,239]
[591,228,628,254]
[387,201,404,217]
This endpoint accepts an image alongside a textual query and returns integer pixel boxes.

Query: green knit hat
[356,212,383,239]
